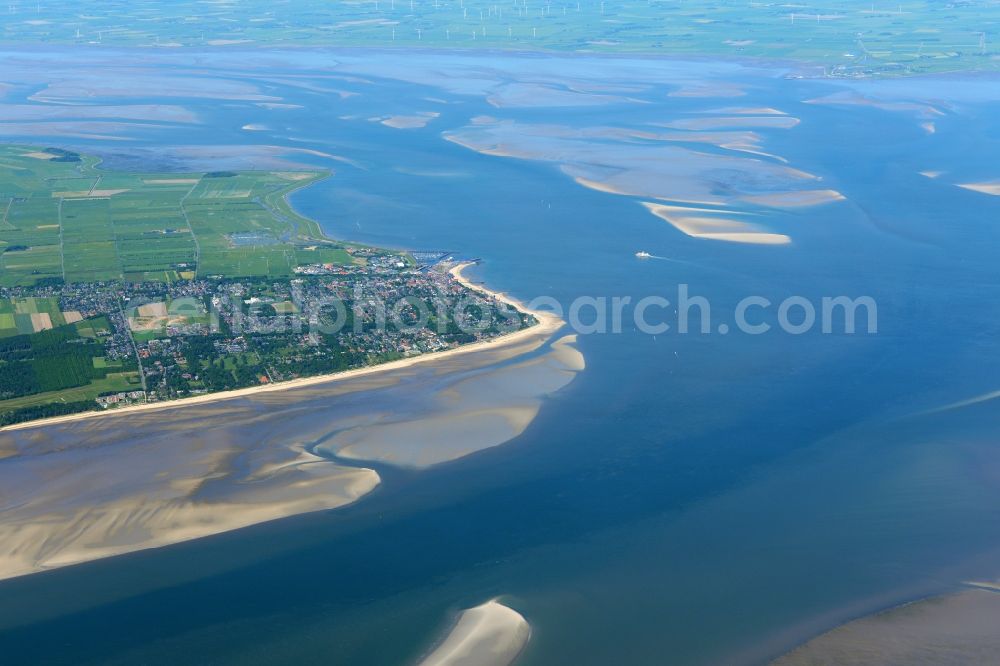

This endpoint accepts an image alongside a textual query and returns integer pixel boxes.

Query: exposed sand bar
[804,91,945,118]
[741,189,845,208]
[668,82,746,98]
[322,332,584,468]
[378,112,440,129]
[773,587,1000,664]
[418,600,531,666]
[700,106,788,115]
[957,181,1000,196]
[0,103,198,123]
[642,201,791,245]
[487,82,634,108]
[2,265,562,433]
[656,116,800,130]
[446,116,815,208]
[0,437,380,581]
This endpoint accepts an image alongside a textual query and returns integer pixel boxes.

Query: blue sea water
[1,49,1000,664]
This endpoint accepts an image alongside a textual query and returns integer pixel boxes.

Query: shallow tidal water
[1,49,1000,664]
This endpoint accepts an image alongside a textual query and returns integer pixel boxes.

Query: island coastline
[1,261,563,433]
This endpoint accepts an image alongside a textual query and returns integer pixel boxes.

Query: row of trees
[0,322,107,399]
[0,400,94,427]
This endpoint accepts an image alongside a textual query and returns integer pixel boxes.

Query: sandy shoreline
[2,262,563,433]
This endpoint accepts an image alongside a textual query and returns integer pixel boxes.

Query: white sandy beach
[419,600,531,666]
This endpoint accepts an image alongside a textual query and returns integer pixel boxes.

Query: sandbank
[0,442,380,581]
[446,117,816,209]
[323,332,583,468]
[697,232,791,245]
[0,103,198,124]
[741,189,845,208]
[488,82,632,108]
[804,92,943,118]
[377,112,440,129]
[418,600,531,666]
[700,106,788,115]
[957,181,1000,196]
[668,83,746,98]
[774,587,1000,665]
[654,130,788,162]
[642,201,790,245]
[656,116,800,131]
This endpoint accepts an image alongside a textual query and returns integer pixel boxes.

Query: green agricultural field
[0,1,997,76]
[75,315,112,339]
[0,146,358,285]
[0,296,70,337]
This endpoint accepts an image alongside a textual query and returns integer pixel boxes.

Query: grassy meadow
[0,146,353,285]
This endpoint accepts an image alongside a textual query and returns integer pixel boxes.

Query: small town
[0,256,532,425]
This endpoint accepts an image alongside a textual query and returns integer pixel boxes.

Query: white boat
[635,251,652,259]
